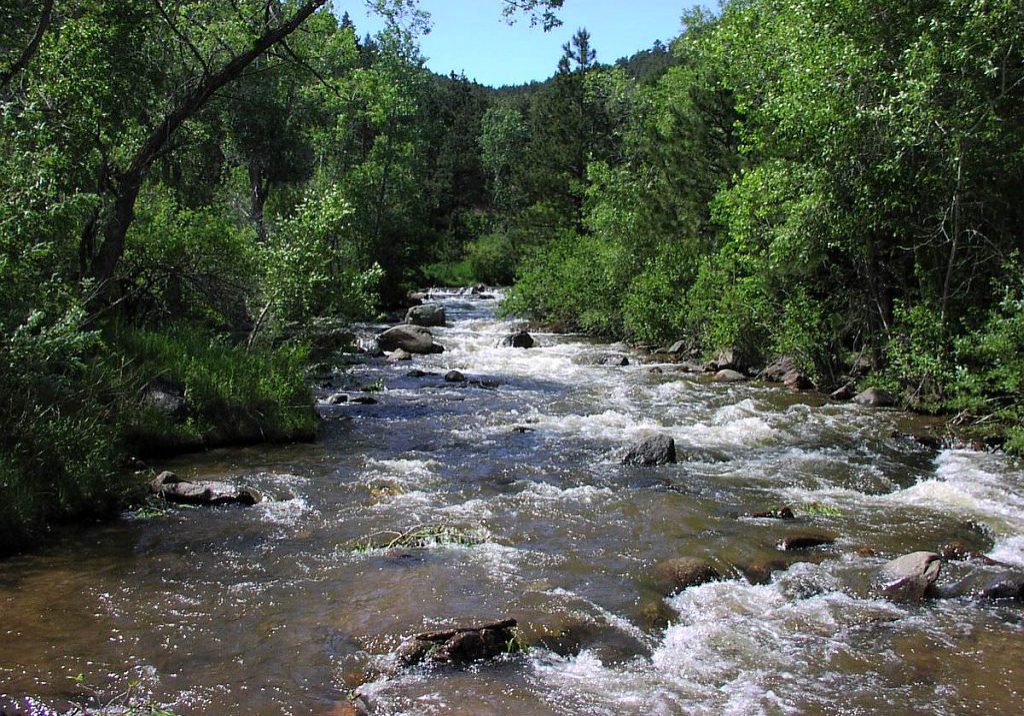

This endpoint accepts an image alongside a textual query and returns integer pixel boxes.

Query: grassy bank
[0,324,317,555]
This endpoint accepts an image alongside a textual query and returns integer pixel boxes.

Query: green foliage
[117,328,316,454]
[261,183,382,324]
[466,232,519,286]
[0,302,128,552]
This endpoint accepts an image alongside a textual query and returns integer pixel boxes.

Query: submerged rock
[878,551,941,602]
[622,434,677,466]
[149,471,262,507]
[501,330,536,349]
[395,619,518,667]
[386,349,412,363]
[778,533,836,551]
[979,573,1024,602]
[854,387,896,408]
[751,507,796,520]
[651,557,720,596]
[377,325,438,355]
[406,304,446,327]
[444,370,467,383]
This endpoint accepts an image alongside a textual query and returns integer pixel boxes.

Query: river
[1,290,1022,715]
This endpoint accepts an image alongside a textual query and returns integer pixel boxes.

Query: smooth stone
[878,551,941,602]
[622,434,677,466]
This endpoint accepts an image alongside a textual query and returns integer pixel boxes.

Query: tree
[558,27,596,74]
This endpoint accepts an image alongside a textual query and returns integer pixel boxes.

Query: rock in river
[406,304,446,327]
[714,369,747,383]
[149,471,262,507]
[377,325,441,355]
[778,533,836,551]
[878,551,941,602]
[395,619,518,667]
[444,370,467,383]
[622,434,677,466]
[854,387,896,408]
[651,557,721,596]
[501,330,536,349]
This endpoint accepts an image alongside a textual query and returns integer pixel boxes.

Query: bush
[467,232,518,285]
[0,302,129,553]
[503,231,626,335]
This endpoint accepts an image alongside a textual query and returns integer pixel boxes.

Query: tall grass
[117,329,317,455]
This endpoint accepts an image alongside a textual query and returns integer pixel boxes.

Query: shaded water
[2,291,1023,715]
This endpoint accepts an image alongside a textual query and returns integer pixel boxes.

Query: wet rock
[349,396,378,405]
[395,619,518,667]
[778,533,836,551]
[651,557,720,595]
[377,325,437,355]
[622,434,677,466]
[149,471,262,507]
[386,349,412,363]
[712,348,752,372]
[444,370,467,383]
[406,369,436,378]
[854,387,896,408]
[143,381,188,420]
[326,393,349,405]
[470,378,501,389]
[530,618,650,663]
[737,557,792,585]
[406,304,446,328]
[979,573,1024,602]
[761,356,798,383]
[663,340,688,355]
[751,506,796,520]
[512,426,536,433]
[713,369,746,383]
[501,330,536,349]
[783,371,814,391]
[939,541,1000,565]
[830,383,856,401]
[878,551,941,602]
[597,353,630,367]
[357,338,384,358]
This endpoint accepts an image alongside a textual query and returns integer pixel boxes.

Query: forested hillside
[2,0,1022,551]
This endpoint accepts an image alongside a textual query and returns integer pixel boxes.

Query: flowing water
[2,291,1023,715]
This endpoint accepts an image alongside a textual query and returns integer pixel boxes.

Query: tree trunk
[84,0,329,295]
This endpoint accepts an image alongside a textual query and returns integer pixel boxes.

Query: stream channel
[2,290,1023,715]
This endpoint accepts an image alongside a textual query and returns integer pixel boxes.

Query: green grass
[116,328,317,455]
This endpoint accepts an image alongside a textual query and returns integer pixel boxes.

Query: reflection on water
[1,290,1022,715]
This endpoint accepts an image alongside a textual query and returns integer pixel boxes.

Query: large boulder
[714,369,747,383]
[149,471,262,507]
[622,434,677,466]
[761,356,798,383]
[377,325,439,355]
[501,330,536,349]
[406,304,446,328]
[854,387,896,408]
[878,551,941,602]
[651,557,720,596]
[395,619,518,667]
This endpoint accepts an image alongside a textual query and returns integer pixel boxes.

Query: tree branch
[0,0,55,91]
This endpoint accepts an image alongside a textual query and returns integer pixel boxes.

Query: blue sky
[339,0,694,87]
